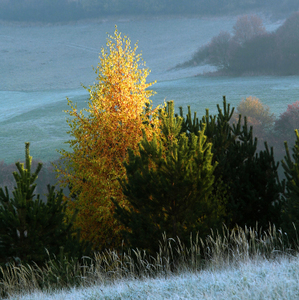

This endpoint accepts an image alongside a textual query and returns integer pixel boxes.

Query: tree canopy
[179,12,299,76]
[56,27,161,251]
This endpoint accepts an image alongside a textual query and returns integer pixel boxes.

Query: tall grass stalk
[1,223,298,299]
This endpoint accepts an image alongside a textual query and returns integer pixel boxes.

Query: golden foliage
[56,27,161,250]
[231,96,275,140]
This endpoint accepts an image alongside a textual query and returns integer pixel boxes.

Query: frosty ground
[9,255,299,300]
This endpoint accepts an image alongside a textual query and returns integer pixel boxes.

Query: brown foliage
[231,96,275,143]
[275,101,299,143]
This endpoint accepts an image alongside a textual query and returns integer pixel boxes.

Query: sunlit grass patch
[8,255,299,300]
[3,223,299,300]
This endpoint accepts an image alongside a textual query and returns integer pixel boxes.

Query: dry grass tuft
[1,223,297,299]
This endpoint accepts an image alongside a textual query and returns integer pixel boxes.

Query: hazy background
[0,0,298,23]
[1,1,299,190]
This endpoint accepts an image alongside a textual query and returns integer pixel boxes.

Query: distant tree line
[0,0,298,23]
[179,12,299,76]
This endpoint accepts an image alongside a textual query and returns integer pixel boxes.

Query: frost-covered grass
[8,255,299,300]
[3,224,299,300]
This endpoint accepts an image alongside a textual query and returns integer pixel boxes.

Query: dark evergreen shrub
[0,143,90,267]
[281,130,299,244]
[112,101,222,255]
[179,97,284,229]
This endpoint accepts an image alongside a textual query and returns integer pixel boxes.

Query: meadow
[3,224,299,300]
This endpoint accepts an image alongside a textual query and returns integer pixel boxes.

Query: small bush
[231,96,275,143]
[275,101,299,144]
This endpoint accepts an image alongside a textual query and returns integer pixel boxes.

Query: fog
[0,0,298,23]
[1,2,299,192]
[178,12,299,76]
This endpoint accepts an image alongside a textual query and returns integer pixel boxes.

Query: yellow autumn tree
[56,27,161,251]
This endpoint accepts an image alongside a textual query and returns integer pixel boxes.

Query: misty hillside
[0,0,298,23]
[178,12,299,76]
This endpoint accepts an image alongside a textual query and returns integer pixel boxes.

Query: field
[6,256,299,300]
[3,224,299,300]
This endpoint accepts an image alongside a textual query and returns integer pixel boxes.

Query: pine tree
[283,130,299,197]
[179,96,283,229]
[0,143,88,266]
[281,130,299,240]
[112,101,218,254]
